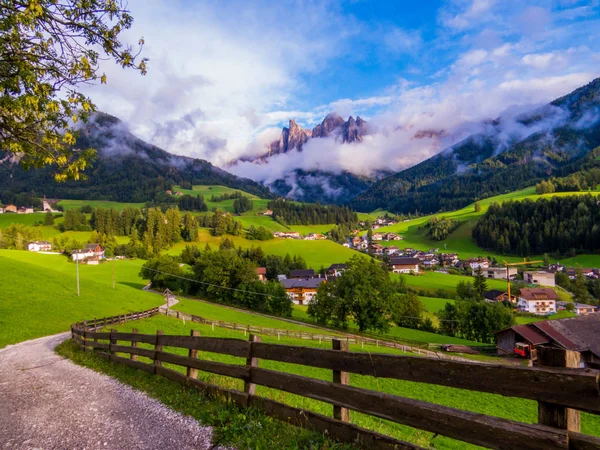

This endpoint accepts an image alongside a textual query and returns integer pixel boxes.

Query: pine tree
[473,266,488,299]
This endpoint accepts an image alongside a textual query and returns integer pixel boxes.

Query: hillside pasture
[0,250,162,348]
[397,271,508,295]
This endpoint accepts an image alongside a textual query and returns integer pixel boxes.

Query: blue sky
[90,0,600,177]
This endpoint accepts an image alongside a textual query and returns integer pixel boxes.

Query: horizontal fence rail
[163,309,441,354]
[70,311,600,450]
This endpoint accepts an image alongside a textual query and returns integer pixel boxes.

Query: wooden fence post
[187,330,200,379]
[332,339,350,422]
[131,328,138,361]
[244,334,261,399]
[155,330,164,372]
[537,347,581,432]
[109,328,117,360]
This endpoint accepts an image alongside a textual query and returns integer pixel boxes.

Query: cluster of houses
[27,241,53,252]
[165,190,183,196]
[358,217,397,229]
[272,231,327,240]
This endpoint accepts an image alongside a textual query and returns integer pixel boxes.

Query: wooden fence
[163,309,436,354]
[71,312,600,450]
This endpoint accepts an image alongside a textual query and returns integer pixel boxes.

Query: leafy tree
[1,0,147,179]
[474,201,481,212]
[309,256,397,332]
[472,266,488,299]
[456,280,476,300]
[437,302,460,337]
[572,269,591,303]
[43,211,54,225]
[140,256,184,291]
[390,293,424,329]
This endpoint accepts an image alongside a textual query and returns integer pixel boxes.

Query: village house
[17,206,34,214]
[273,231,301,239]
[166,189,173,195]
[262,210,273,216]
[0,207,4,214]
[372,233,384,241]
[517,288,558,315]
[304,233,326,240]
[327,264,347,277]
[494,314,600,368]
[384,246,399,256]
[27,241,52,252]
[548,263,565,273]
[281,278,324,305]
[486,267,518,280]
[570,303,598,316]
[4,204,17,213]
[289,269,316,279]
[42,196,58,212]
[389,257,420,274]
[465,258,490,270]
[385,233,402,241]
[483,290,516,303]
[369,243,384,255]
[421,257,438,267]
[71,249,95,261]
[256,267,267,283]
[524,270,556,287]
[566,268,596,279]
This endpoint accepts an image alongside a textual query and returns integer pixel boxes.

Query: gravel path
[0,333,218,450]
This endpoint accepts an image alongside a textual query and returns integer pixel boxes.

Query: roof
[390,257,420,265]
[84,243,102,250]
[524,270,553,275]
[255,267,267,275]
[519,288,558,301]
[289,269,315,278]
[494,324,551,345]
[281,278,323,289]
[542,314,600,357]
[328,264,347,270]
[484,290,507,300]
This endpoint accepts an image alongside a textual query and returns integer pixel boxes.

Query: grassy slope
[57,199,145,211]
[102,315,600,449]
[0,250,162,348]
[397,271,508,295]
[376,187,600,265]
[514,310,577,324]
[168,228,362,269]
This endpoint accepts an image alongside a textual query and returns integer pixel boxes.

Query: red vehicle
[514,342,531,358]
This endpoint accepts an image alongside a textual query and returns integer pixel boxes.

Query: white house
[389,257,420,274]
[486,267,518,280]
[524,271,556,287]
[517,288,558,315]
[28,241,52,252]
[466,258,490,270]
[71,249,95,261]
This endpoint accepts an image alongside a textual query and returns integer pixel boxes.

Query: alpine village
[1,2,600,450]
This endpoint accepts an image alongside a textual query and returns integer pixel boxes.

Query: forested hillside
[268,198,358,225]
[0,113,273,203]
[350,77,600,214]
[473,195,600,256]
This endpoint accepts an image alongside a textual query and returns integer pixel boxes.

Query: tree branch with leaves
[0,0,147,179]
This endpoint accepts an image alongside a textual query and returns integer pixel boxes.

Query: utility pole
[76,257,80,297]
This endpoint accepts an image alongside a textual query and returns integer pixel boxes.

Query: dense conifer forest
[268,199,357,225]
[473,195,600,256]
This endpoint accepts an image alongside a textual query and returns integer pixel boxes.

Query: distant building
[28,241,52,252]
[327,264,347,277]
[262,210,273,216]
[385,233,402,241]
[42,196,58,212]
[517,288,558,315]
[256,267,267,282]
[465,258,490,270]
[572,303,598,316]
[524,271,556,287]
[17,206,34,214]
[72,244,105,261]
[0,207,4,214]
[273,231,301,239]
[289,269,315,279]
[372,233,384,241]
[384,246,399,256]
[4,204,17,213]
[486,267,517,280]
[389,257,420,274]
[483,290,516,303]
[281,278,324,305]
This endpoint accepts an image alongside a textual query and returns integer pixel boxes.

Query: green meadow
[397,271,508,295]
[57,199,145,211]
[0,250,162,348]
[90,314,600,449]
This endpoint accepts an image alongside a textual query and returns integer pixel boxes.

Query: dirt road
[0,333,218,450]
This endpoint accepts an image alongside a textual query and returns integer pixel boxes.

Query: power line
[123,260,464,322]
